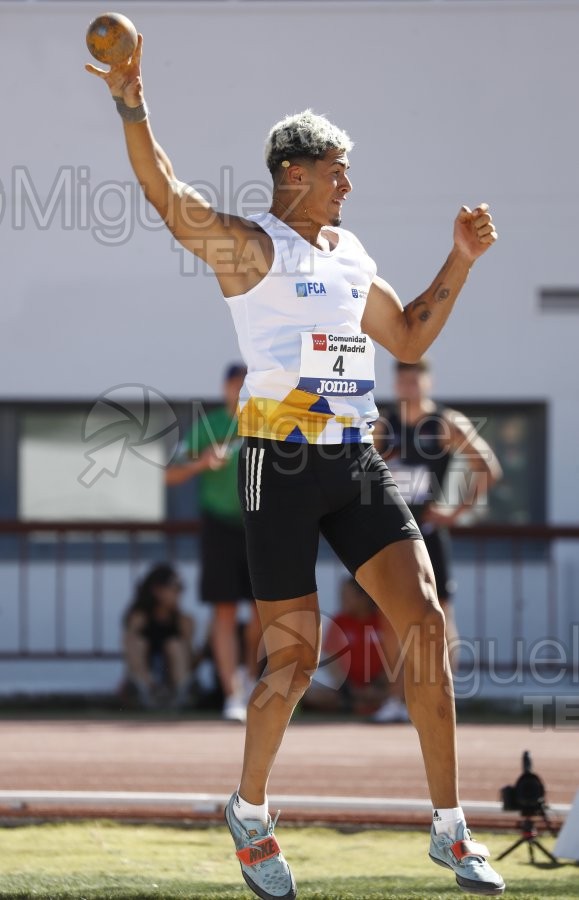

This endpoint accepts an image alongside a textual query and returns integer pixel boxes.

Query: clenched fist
[453,203,498,263]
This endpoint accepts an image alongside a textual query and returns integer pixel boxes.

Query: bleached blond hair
[264,109,353,176]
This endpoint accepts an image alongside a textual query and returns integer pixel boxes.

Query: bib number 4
[297,332,375,397]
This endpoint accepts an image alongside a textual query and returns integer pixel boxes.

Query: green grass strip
[0,821,575,899]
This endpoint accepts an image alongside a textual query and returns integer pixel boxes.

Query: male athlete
[87,34,505,899]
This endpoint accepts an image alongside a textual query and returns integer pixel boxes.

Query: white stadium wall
[1,1,578,695]
[0,0,578,526]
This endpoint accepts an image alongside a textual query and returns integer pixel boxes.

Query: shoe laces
[242,810,281,843]
[249,811,283,871]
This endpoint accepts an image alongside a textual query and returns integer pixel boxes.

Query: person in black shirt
[372,358,502,722]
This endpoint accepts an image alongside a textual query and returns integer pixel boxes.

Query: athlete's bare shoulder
[208,213,274,298]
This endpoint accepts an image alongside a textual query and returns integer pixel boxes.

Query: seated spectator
[303,577,403,717]
[123,563,195,709]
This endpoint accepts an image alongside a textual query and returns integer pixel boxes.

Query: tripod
[497,811,559,865]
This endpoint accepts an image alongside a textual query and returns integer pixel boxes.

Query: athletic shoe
[222,694,247,723]
[429,822,505,895]
[224,793,297,900]
[371,697,410,723]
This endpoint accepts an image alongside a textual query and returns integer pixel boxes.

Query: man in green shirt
[166,364,259,721]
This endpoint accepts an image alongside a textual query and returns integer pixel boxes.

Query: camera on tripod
[497,750,559,864]
[501,750,547,816]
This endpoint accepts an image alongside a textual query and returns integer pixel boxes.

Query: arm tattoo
[407,298,432,323]
[409,298,427,314]
[434,282,450,303]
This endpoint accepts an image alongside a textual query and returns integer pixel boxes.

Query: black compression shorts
[199,513,253,603]
[238,438,423,601]
[422,528,455,602]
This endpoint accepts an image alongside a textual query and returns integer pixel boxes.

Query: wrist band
[112,95,149,123]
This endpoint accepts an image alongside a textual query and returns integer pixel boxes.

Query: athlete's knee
[420,601,446,638]
[400,590,446,641]
[400,601,448,680]
[414,602,447,662]
[284,642,319,688]
[258,643,319,704]
[290,658,317,698]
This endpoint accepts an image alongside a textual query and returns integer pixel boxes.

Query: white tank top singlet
[224,212,379,444]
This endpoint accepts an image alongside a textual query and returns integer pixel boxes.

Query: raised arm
[85,35,270,291]
[361,205,497,362]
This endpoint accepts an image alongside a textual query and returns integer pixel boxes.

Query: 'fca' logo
[296,282,327,297]
[312,334,327,351]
